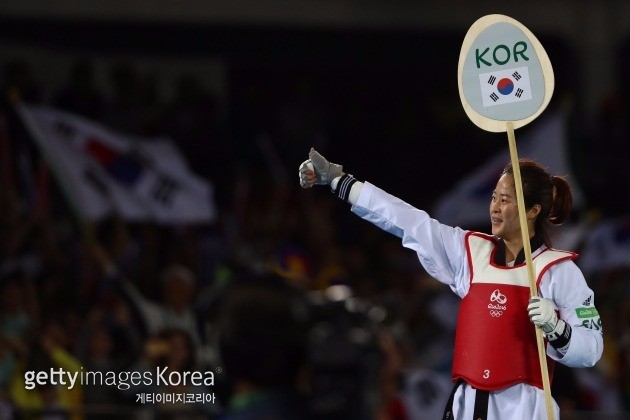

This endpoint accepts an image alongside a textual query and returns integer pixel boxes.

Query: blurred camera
[305,286,384,418]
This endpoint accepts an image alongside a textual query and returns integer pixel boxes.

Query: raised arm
[299,148,471,296]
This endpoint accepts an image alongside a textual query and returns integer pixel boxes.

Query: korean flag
[479,66,532,108]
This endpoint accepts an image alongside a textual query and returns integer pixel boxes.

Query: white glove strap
[545,319,572,355]
[545,318,566,341]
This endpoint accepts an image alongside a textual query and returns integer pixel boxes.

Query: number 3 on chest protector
[483,369,490,379]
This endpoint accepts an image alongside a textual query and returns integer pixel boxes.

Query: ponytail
[549,176,573,225]
[503,159,574,247]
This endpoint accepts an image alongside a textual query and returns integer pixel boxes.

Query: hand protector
[527,297,558,334]
[298,148,343,188]
[298,160,315,188]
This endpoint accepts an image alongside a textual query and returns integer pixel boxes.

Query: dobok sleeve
[351,181,470,297]
[539,261,604,367]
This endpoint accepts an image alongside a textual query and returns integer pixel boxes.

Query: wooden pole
[506,121,555,419]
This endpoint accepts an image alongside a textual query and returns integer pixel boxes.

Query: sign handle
[506,121,555,420]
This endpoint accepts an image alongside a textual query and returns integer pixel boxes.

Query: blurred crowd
[0,56,628,419]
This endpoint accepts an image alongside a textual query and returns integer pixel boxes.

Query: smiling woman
[491,159,573,264]
[299,149,603,420]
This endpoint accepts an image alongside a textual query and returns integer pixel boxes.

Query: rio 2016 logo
[487,289,508,317]
[490,289,507,304]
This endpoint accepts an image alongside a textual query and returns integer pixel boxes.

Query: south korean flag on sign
[479,66,532,107]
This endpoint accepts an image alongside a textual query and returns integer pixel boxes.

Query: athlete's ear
[527,204,541,220]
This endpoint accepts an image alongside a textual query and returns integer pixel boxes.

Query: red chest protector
[451,232,576,391]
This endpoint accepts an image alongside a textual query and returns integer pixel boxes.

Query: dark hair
[502,159,573,247]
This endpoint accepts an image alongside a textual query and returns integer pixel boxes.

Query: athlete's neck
[503,231,535,264]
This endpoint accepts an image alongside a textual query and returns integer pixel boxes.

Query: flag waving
[17,104,216,224]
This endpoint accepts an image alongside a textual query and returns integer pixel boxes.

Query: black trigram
[152,176,179,205]
[515,88,524,98]
[490,92,499,102]
[512,71,522,81]
[488,75,496,85]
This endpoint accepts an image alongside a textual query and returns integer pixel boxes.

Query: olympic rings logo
[489,310,503,317]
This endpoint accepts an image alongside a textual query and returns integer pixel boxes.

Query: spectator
[0,270,38,360]
[74,303,142,418]
[90,240,205,350]
[8,321,83,420]
[131,329,220,418]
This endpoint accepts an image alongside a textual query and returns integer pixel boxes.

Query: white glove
[527,297,559,334]
[298,148,343,188]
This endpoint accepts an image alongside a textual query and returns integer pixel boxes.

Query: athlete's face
[489,174,521,240]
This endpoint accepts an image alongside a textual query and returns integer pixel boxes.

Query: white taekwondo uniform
[347,181,603,420]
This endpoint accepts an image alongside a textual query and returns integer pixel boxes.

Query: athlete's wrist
[332,173,356,202]
[330,173,345,191]
[546,319,571,351]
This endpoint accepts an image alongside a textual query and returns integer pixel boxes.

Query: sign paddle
[458,14,556,420]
